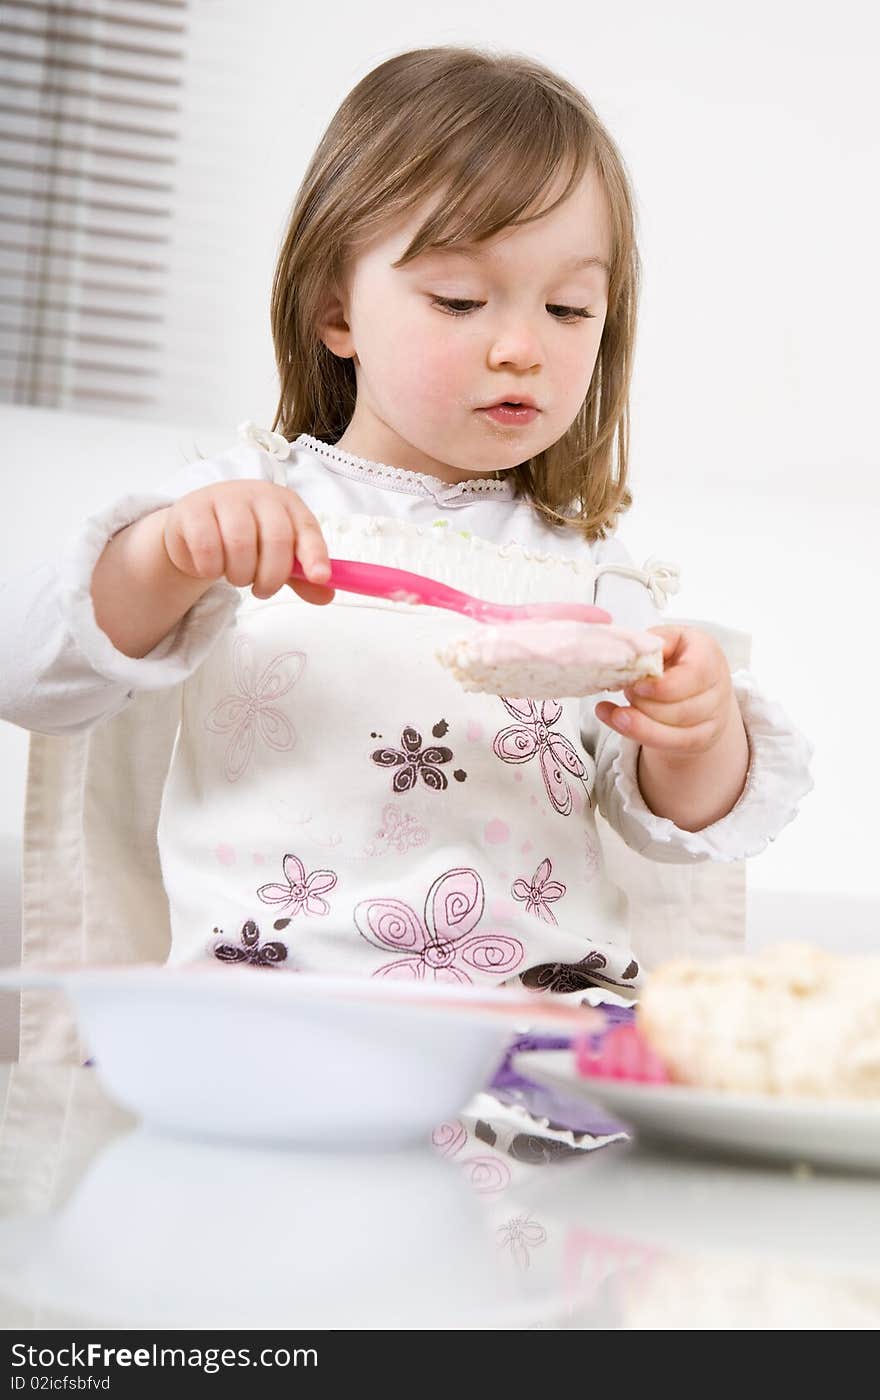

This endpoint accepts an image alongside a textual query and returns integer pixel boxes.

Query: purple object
[489,1005,636,1092]
[491,1080,628,1140]
[486,1007,637,1140]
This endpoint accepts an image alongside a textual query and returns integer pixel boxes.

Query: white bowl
[0,964,597,1148]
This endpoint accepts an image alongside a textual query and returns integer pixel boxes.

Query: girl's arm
[0,439,306,737]
[0,504,238,738]
[90,476,331,661]
[581,532,814,864]
[89,505,215,661]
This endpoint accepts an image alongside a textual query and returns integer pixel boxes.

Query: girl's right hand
[162,479,335,606]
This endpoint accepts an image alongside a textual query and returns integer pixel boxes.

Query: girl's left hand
[594,625,738,758]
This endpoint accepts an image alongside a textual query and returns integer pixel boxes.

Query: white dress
[0,424,815,1053]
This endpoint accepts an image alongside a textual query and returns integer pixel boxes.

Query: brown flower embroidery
[520,952,639,994]
[371,725,454,793]
[212,918,288,968]
[508,1135,583,1165]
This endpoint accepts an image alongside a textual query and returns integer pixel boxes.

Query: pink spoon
[290,557,612,625]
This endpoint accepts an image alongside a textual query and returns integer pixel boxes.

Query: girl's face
[320,164,613,485]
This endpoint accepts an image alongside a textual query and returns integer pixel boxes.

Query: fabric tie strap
[642,557,681,608]
[237,421,293,487]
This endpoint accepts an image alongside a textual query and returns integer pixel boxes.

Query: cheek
[559,335,601,399]
[419,339,471,408]
[383,315,470,404]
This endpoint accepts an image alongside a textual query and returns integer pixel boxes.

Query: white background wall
[2,0,878,901]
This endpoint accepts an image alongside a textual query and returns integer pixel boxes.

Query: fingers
[288,504,331,586]
[164,497,225,581]
[212,495,258,588]
[288,578,336,606]
[249,496,295,599]
[628,668,711,706]
[595,626,734,756]
[638,629,724,704]
[248,492,333,599]
[595,675,735,755]
[595,697,722,755]
[619,678,725,728]
[166,482,333,604]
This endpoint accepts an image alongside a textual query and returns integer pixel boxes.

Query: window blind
[0,0,188,411]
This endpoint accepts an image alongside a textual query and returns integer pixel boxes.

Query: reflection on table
[0,1063,878,1330]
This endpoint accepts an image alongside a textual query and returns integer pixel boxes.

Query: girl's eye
[430,297,595,321]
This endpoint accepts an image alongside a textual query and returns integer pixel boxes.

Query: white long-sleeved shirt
[0,426,815,997]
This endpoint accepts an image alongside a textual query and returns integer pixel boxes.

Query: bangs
[389,91,594,268]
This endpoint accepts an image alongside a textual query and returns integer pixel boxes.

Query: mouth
[477,397,540,426]
[480,395,539,410]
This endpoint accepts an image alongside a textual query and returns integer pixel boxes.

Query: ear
[316,283,356,359]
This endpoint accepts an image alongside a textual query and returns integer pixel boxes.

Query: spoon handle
[290,557,611,624]
[292,557,475,609]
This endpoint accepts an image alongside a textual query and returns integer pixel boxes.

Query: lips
[481,395,538,410]
[479,403,539,426]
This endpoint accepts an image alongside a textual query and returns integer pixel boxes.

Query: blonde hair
[271,45,641,542]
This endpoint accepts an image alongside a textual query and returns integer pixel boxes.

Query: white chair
[0,832,21,1061]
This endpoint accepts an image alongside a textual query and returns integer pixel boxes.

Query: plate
[514,1051,880,1173]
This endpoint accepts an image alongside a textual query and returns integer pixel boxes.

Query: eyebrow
[419,247,611,274]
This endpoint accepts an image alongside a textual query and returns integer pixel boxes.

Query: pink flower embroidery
[497,1215,547,1271]
[364,803,429,856]
[511,857,566,925]
[257,852,337,917]
[354,867,524,984]
[461,1156,511,1196]
[585,830,600,880]
[431,1121,467,1158]
[206,634,305,782]
[492,698,587,815]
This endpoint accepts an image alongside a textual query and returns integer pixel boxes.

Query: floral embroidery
[497,1216,547,1270]
[431,1121,467,1158]
[354,866,524,984]
[460,1155,511,1195]
[508,1135,583,1165]
[492,698,587,815]
[212,918,288,967]
[585,830,600,880]
[371,724,454,793]
[520,952,639,994]
[511,857,566,925]
[364,803,429,856]
[206,634,305,782]
[256,852,337,918]
[431,1122,511,1193]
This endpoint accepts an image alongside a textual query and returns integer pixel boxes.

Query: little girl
[1,48,812,1120]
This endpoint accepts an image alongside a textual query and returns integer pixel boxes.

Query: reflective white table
[0,1063,878,1330]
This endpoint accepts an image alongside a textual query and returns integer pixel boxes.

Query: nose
[486,316,543,373]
